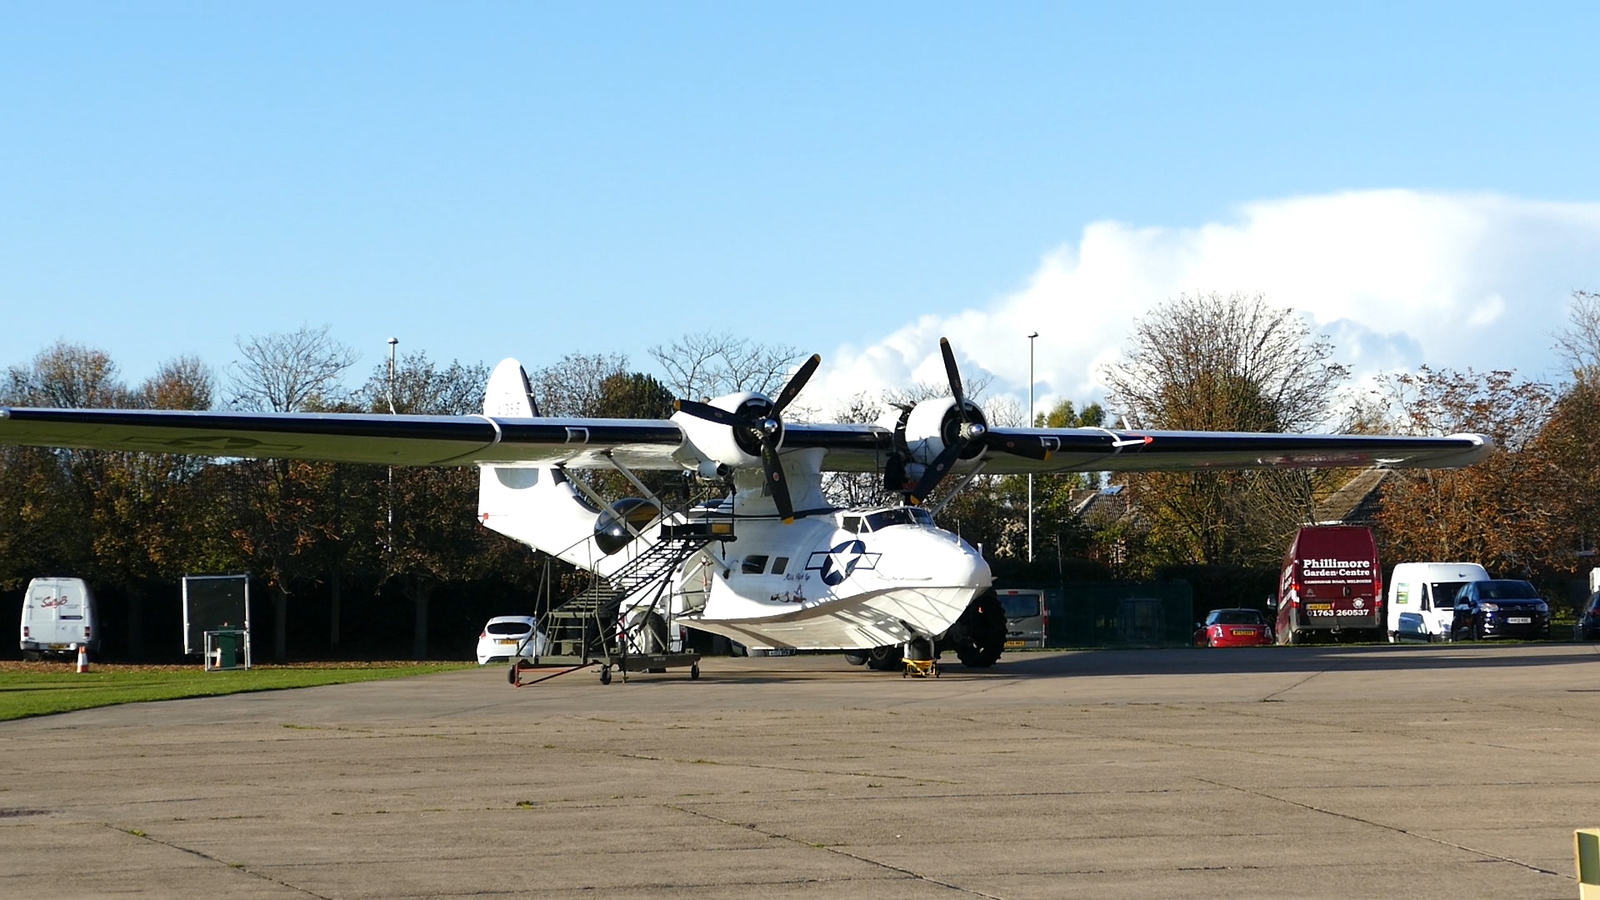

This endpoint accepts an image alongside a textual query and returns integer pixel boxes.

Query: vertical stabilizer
[477,359,610,572]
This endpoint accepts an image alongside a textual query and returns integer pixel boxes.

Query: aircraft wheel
[843,651,868,666]
[865,645,902,671]
[599,665,612,685]
[952,592,1006,667]
[507,664,519,686]
[690,663,700,680]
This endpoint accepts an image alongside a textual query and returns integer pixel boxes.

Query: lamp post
[386,338,398,553]
[1027,331,1038,564]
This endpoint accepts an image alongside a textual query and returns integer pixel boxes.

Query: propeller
[674,354,821,524]
[905,338,1053,506]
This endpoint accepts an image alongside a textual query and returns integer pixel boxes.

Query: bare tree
[1554,290,1600,383]
[649,332,800,399]
[229,325,357,412]
[1099,292,1349,568]
[530,352,627,417]
[1102,292,1347,433]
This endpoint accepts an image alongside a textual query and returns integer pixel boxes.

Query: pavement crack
[1190,777,1565,879]
[1261,669,1325,701]
[666,804,1007,898]
[105,823,335,899]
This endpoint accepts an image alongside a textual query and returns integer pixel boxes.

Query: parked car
[1449,580,1550,641]
[1574,592,1600,641]
[1194,608,1273,647]
[476,616,549,665]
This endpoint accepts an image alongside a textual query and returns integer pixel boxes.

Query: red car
[1194,608,1273,647]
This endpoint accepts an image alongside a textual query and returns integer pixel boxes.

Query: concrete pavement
[3,643,1598,899]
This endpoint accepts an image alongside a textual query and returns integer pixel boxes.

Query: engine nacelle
[899,396,988,465]
[594,498,663,555]
[671,391,783,472]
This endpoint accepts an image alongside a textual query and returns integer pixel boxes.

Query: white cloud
[805,190,1600,421]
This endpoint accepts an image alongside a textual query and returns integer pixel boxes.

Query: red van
[1272,526,1383,644]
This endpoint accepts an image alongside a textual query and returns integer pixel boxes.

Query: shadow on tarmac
[989,642,1600,680]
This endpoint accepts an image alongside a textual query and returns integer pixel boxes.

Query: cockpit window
[842,516,864,533]
[741,555,769,575]
[863,508,933,531]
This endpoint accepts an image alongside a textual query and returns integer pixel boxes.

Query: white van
[19,577,98,660]
[1387,562,1490,642]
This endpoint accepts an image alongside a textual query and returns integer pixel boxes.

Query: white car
[476,616,549,665]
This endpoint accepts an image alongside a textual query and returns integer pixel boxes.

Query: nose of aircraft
[878,528,992,588]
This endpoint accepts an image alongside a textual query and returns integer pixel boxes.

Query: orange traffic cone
[75,643,88,673]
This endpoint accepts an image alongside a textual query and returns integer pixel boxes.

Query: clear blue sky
[3,2,1598,403]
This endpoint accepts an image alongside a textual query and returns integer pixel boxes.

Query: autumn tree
[1100,292,1349,569]
[225,326,357,659]
[1367,368,1562,578]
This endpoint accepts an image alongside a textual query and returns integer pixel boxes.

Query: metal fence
[1036,581,1195,648]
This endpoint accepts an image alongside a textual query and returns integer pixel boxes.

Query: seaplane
[0,338,1491,679]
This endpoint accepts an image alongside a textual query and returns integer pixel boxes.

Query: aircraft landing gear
[599,665,612,685]
[947,590,1005,667]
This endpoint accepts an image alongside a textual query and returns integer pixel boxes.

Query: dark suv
[1576,592,1600,642]
[1450,580,1550,641]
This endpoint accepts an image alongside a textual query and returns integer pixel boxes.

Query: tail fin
[477,359,608,571]
[483,358,540,418]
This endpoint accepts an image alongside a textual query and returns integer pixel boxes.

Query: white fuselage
[670,506,992,650]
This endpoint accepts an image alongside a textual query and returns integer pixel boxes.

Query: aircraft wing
[0,407,690,468]
[0,407,1490,473]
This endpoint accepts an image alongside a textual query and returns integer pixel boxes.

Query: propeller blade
[907,439,966,506]
[673,398,741,427]
[759,438,796,523]
[938,338,966,414]
[769,354,821,418]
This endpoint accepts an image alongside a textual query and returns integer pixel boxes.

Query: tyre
[865,645,902,671]
[599,665,612,685]
[507,664,518,686]
[948,590,1006,668]
[843,651,868,666]
[690,663,700,680]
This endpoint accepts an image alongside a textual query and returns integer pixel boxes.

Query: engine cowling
[671,391,783,473]
[898,396,988,465]
[594,498,663,555]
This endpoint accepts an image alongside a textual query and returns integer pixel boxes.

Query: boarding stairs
[521,525,729,683]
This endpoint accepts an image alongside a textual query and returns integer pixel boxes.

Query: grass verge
[0,661,476,721]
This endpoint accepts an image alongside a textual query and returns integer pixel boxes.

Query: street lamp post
[1027,331,1038,564]
[386,338,398,553]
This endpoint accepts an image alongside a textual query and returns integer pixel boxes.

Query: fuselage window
[741,555,769,575]
[771,557,789,575]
